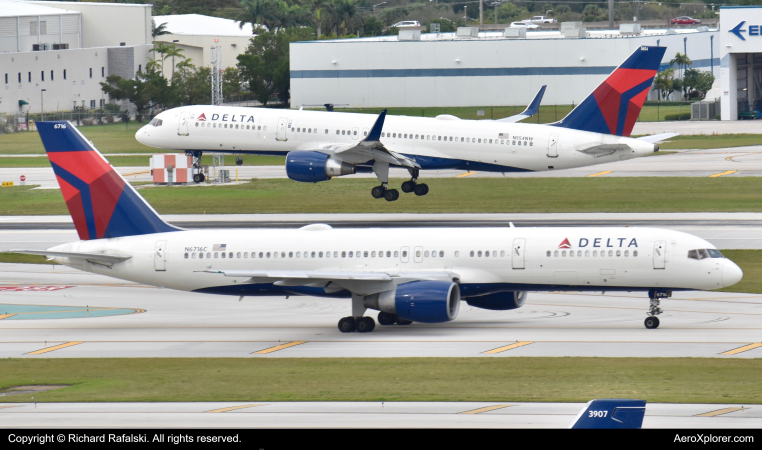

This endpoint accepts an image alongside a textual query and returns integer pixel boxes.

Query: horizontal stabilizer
[11,249,131,263]
[576,143,630,156]
[637,132,680,143]
[570,399,646,429]
[497,85,546,123]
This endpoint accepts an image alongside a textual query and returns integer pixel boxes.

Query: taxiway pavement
[1,401,760,428]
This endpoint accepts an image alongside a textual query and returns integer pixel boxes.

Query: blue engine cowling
[466,291,527,310]
[394,281,460,323]
[285,151,356,183]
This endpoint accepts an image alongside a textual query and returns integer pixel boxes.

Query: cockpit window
[688,249,724,260]
[149,118,163,127]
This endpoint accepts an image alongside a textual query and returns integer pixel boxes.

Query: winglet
[570,399,646,429]
[496,86,546,123]
[363,110,387,142]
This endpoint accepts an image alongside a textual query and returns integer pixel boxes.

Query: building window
[89,68,92,78]
[63,69,66,80]
[90,100,95,108]
[138,64,141,72]
[28,72,31,82]
[4,74,6,84]
[100,99,104,107]
[18,73,21,83]
[101,67,104,77]
[50,70,54,81]
[41,71,44,81]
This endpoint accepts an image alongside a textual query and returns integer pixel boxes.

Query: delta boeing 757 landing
[19,121,741,332]
[136,46,677,201]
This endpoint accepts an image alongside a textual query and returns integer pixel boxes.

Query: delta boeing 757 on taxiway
[136,46,677,201]
[17,121,741,332]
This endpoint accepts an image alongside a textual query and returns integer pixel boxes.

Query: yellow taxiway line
[26,341,84,355]
[708,170,737,178]
[122,170,151,177]
[253,341,307,354]
[456,172,477,178]
[206,404,266,413]
[588,171,613,177]
[695,407,748,417]
[482,341,533,354]
[721,342,762,355]
[460,404,515,414]
[0,314,16,320]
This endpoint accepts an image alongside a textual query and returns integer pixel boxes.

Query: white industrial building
[152,14,256,79]
[719,6,762,120]
[0,0,152,115]
[291,26,720,110]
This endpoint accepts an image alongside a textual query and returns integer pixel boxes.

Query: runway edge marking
[482,341,534,354]
[460,404,516,414]
[206,404,267,413]
[720,342,762,355]
[26,341,84,355]
[253,341,307,354]
[708,170,737,178]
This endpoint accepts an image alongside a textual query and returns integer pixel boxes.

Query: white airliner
[135,46,677,201]
[19,121,742,332]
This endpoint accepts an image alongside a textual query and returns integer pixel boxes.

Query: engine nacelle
[285,151,356,182]
[393,281,460,323]
[466,291,527,311]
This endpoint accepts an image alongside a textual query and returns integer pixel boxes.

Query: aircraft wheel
[198,173,205,182]
[356,317,376,333]
[377,312,397,326]
[371,186,386,199]
[193,173,203,183]
[338,316,356,333]
[395,318,413,326]
[384,189,399,202]
[401,181,416,193]
[644,316,660,329]
[414,183,429,196]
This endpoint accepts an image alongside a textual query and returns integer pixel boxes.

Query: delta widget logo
[197,113,207,121]
[558,238,572,249]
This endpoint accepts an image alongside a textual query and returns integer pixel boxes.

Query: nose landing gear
[644,289,670,329]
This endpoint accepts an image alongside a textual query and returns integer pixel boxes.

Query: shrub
[664,113,691,121]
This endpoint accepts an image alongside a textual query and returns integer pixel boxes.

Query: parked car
[671,16,701,25]
[390,21,421,28]
[523,16,557,24]
[510,21,540,29]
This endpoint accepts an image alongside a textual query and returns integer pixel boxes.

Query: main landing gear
[371,184,399,202]
[370,167,428,201]
[644,289,669,329]
[338,316,376,333]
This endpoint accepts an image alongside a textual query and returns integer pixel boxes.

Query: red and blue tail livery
[37,121,179,240]
[554,46,666,137]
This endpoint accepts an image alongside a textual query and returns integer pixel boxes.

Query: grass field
[2,177,762,216]
[657,134,762,150]
[0,252,56,265]
[0,358,760,403]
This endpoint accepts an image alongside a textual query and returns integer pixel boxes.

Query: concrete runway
[3,213,762,249]
[1,264,761,359]
[1,401,760,428]
[2,146,761,189]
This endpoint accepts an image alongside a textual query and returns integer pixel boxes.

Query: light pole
[464,5,467,23]
[40,89,46,121]
[372,2,386,14]
[172,39,179,79]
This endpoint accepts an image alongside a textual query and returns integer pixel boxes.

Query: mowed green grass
[717,250,762,295]
[0,154,285,168]
[0,252,56,265]
[657,134,762,150]
[0,358,760,403]
[2,177,762,216]
[1,122,152,155]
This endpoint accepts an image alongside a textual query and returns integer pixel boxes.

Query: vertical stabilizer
[553,46,666,137]
[37,121,180,240]
[570,399,646,429]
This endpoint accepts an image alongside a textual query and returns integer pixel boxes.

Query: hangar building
[0,0,152,115]
[290,26,719,111]
[719,6,762,120]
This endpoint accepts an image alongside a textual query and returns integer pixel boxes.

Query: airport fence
[0,111,162,134]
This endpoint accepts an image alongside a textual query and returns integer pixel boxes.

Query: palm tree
[333,0,362,35]
[670,52,692,98]
[274,0,308,30]
[145,58,162,73]
[163,43,186,79]
[151,19,170,38]
[237,0,277,33]
[653,68,674,101]
[152,42,171,74]
[307,0,331,37]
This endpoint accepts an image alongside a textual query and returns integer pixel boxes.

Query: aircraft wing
[11,249,132,264]
[495,85,546,123]
[636,132,680,143]
[316,110,421,169]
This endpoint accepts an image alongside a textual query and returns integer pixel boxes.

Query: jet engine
[285,151,356,182]
[363,280,460,323]
[466,291,527,310]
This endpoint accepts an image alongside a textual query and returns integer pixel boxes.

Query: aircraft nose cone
[135,126,148,144]
[722,260,743,287]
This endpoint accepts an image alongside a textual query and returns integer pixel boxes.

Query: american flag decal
[499,133,509,139]
[213,244,227,251]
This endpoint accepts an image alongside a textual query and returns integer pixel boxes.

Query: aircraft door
[400,246,409,263]
[154,240,167,271]
[178,113,190,136]
[352,127,359,140]
[414,246,423,263]
[547,134,558,157]
[276,117,289,141]
[653,240,666,269]
[512,238,526,269]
